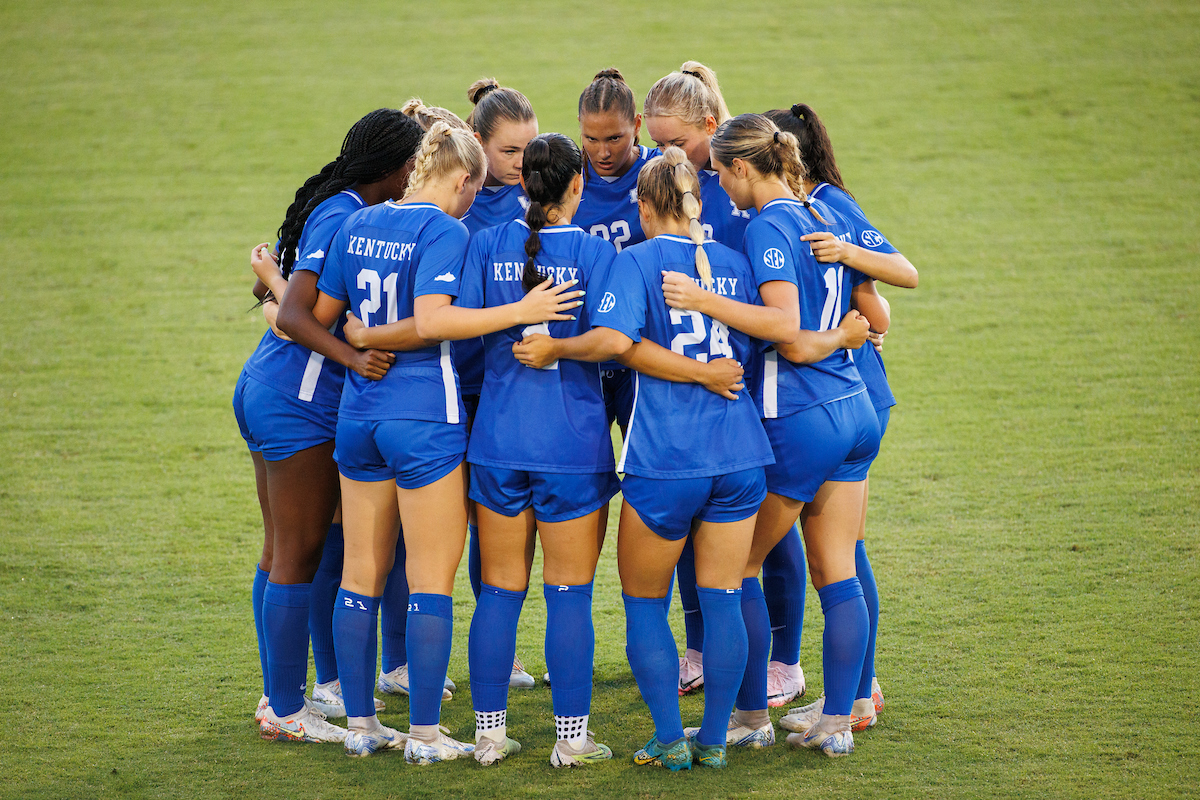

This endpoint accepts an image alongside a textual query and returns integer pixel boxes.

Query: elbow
[897,256,919,288]
[414,318,438,341]
[276,302,299,339]
[773,310,802,345]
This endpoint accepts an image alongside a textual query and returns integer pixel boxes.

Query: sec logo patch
[763,248,786,269]
[860,230,886,248]
[598,292,616,313]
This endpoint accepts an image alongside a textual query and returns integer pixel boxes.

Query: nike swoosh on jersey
[434,273,456,282]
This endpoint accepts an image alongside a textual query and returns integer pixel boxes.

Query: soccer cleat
[550,732,613,767]
[872,676,884,715]
[851,697,877,732]
[474,732,522,766]
[633,736,692,771]
[691,740,727,768]
[404,727,475,765]
[259,703,347,744]
[310,679,385,718]
[684,714,775,749]
[255,695,269,723]
[542,672,551,686]
[677,649,704,695]
[780,696,824,733]
[343,724,407,757]
[376,664,452,700]
[766,660,806,707]
[509,655,535,689]
[444,675,457,693]
[787,724,854,757]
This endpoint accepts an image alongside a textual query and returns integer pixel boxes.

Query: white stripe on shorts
[297,351,325,402]
[439,340,459,424]
[616,372,640,473]
[763,350,779,419]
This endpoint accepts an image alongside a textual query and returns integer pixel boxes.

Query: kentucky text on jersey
[344,236,415,262]
[490,261,580,284]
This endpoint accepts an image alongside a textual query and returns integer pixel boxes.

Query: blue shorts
[462,393,480,429]
[621,468,767,541]
[763,391,881,503]
[877,406,891,440]
[469,465,620,523]
[334,417,466,488]
[601,368,634,428]
[232,371,337,461]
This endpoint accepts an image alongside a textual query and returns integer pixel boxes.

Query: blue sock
[264,581,312,718]
[735,577,770,712]
[407,593,453,726]
[332,588,380,718]
[817,577,869,716]
[309,524,343,685]
[663,570,675,615]
[381,531,409,673]
[544,581,594,717]
[676,538,703,652]
[763,524,805,664]
[696,587,746,746]
[468,523,481,601]
[623,593,684,744]
[856,540,879,700]
[468,584,525,713]
[252,565,269,696]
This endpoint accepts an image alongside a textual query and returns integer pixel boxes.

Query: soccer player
[236,109,422,744]
[517,147,773,770]
[299,121,582,761]
[765,102,918,732]
[458,133,619,767]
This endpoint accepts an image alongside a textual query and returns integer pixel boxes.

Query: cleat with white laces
[633,736,692,771]
[550,732,612,767]
[509,655,535,689]
[787,724,854,757]
[678,649,704,695]
[404,727,475,765]
[377,664,452,700]
[255,694,269,723]
[474,732,522,766]
[685,714,774,749]
[851,697,877,731]
[310,679,384,718]
[871,676,884,715]
[780,695,824,733]
[259,702,347,744]
[344,723,407,757]
[766,661,805,707]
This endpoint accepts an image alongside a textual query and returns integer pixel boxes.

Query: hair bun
[790,103,806,121]
[594,67,626,83]
[468,78,501,105]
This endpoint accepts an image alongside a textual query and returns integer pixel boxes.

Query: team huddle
[233,61,918,770]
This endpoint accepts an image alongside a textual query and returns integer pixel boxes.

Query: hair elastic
[773,131,780,144]
[682,69,702,78]
[476,83,500,100]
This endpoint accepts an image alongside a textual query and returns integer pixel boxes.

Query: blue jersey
[458,220,618,473]
[698,169,754,250]
[317,201,468,424]
[593,235,774,479]
[745,197,875,419]
[241,190,364,407]
[575,145,659,254]
[455,183,531,396]
[809,182,899,412]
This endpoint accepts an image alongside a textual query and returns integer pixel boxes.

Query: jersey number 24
[669,308,733,362]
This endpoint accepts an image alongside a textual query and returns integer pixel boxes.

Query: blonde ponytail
[638,147,713,290]
[711,114,828,224]
[401,97,470,133]
[402,121,486,200]
[645,60,730,129]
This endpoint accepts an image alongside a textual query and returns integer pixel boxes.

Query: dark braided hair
[276,109,423,276]
[764,104,849,196]
[521,133,583,293]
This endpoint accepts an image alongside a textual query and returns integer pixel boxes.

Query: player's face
[646,115,713,172]
[580,111,641,177]
[713,158,753,211]
[481,118,539,187]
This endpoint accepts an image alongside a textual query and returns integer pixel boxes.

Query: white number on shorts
[589,220,633,252]
[818,265,845,332]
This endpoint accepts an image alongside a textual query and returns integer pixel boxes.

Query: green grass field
[1,0,1197,797]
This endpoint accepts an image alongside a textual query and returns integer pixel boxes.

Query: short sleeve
[592,249,645,343]
[292,206,353,277]
[316,226,351,301]
[455,232,488,310]
[413,218,470,299]
[745,220,798,289]
[582,238,618,325]
[835,196,898,255]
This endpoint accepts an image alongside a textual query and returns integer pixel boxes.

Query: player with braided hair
[236,108,422,744]
[307,122,584,762]
[764,102,917,733]
[454,132,619,767]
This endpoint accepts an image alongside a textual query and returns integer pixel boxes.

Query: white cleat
[786,724,854,757]
[377,664,452,700]
[474,732,522,766]
[310,679,384,718]
[509,655,535,689]
[766,661,805,707]
[404,727,475,765]
[780,696,825,733]
[259,702,347,744]
[685,714,775,749]
[254,694,269,723]
[550,732,613,767]
[344,723,407,757]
